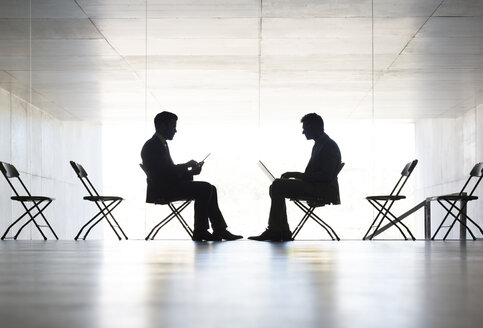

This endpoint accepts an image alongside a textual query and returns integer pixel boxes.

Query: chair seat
[11,196,54,201]
[83,196,123,201]
[152,198,192,205]
[436,195,478,201]
[366,195,406,201]
[291,198,339,208]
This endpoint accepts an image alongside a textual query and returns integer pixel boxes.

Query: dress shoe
[213,229,243,241]
[192,230,221,242]
[248,229,293,242]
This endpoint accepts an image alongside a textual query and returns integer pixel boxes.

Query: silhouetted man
[249,113,342,241]
[141,111,242,241]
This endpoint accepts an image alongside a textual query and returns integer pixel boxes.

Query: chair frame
[0,161,58,240]
[290,162,345,241]
[70,161,128,240]
[363,160,418,241]
[431,162,483,240]
[140,164,194,240]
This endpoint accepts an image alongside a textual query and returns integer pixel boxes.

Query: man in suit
[141,111,242,241]
[249,113,342,241]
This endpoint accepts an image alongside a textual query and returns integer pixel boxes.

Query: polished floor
[1,240,483,328]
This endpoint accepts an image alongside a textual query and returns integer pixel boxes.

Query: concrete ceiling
[0,0,482,122]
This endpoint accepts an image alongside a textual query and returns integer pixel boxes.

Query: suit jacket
[304,133,342,204]
[141,134,192,203]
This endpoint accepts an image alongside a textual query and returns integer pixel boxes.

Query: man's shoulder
[141,135,162,154]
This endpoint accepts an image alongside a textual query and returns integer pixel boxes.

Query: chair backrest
[70,161,99,197]
[389,159,418,197]
[459,162,483,197]
[470,162,483,177]
[0,161,31,197]
[401,159,418,177]
[336,162,345,176]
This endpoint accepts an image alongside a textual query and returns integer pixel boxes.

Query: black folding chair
[431,162,483,240]
[70,161,128,240]
[140,164,193,240]
[0,161,58,240]
[290,162,345,241]
[363,159,418,240]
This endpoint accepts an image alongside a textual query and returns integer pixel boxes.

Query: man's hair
[301,113,324,131]
[154,111,178,130]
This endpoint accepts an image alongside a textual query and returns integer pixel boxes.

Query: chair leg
[439,200,477,240]
[147,215,176,240]
[75,200,122,240]
[373,200,414,240]
[366,200,411,240]
[363,198,392,240]
[150,202,192,239]
[431,199,457,240]
[292,201,339,240]
[36,200,58,240]
[100,200,128,240]
[168,202,193,237]
[82,201,123,240]
[13,201,52,240]
[305,209,341,241]
[371,200,408,240]
[90,200,122,240]
[291,208,311,239]
[2,206,31,239]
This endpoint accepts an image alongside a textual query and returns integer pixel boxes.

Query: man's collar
[155,132,167,144]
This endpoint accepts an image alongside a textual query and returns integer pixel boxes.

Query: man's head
[301,113,324,140]
[154,111,178,140]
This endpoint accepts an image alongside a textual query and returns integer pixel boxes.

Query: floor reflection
[1,241,483,328]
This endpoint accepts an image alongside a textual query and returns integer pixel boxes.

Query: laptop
[258,160,276,182]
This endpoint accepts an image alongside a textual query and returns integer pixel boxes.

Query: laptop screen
[258,161,276,181]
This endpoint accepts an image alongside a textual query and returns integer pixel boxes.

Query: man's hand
[281,171,304,180]
[185,160,198,169]
[191,162,203,175]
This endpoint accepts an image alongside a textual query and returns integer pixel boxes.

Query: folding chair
[140,164,193,240]
[290,162,345,241]
[70,161,128,240]
[363,159,418,240]
[0,161,58,240]
[431,162,483,240]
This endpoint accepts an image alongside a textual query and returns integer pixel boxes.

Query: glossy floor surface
[1,240,483,328]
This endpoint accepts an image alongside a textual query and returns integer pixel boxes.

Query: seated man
[141,111,242,241]
[249,113,342,241]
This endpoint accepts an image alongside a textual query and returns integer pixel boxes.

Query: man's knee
[270,179,285,197]
[193,181,213,199]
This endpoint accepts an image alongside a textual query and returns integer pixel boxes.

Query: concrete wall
[0,87,103,240]
[415,106,483,239]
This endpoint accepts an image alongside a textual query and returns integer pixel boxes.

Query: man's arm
[142,139,194,181]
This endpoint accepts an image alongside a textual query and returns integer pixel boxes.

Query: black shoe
[248,229,293,242]
[213,229,243,241]
[192,230,221,242]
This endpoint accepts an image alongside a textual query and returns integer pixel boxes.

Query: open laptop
[258,160,276,182]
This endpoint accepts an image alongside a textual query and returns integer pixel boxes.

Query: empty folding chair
[140,164,193,240]
[363,159,418,240]
[290,162,345,241]
[0,161,58,240]
[431,162,483,240]
[70,161,128,240]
